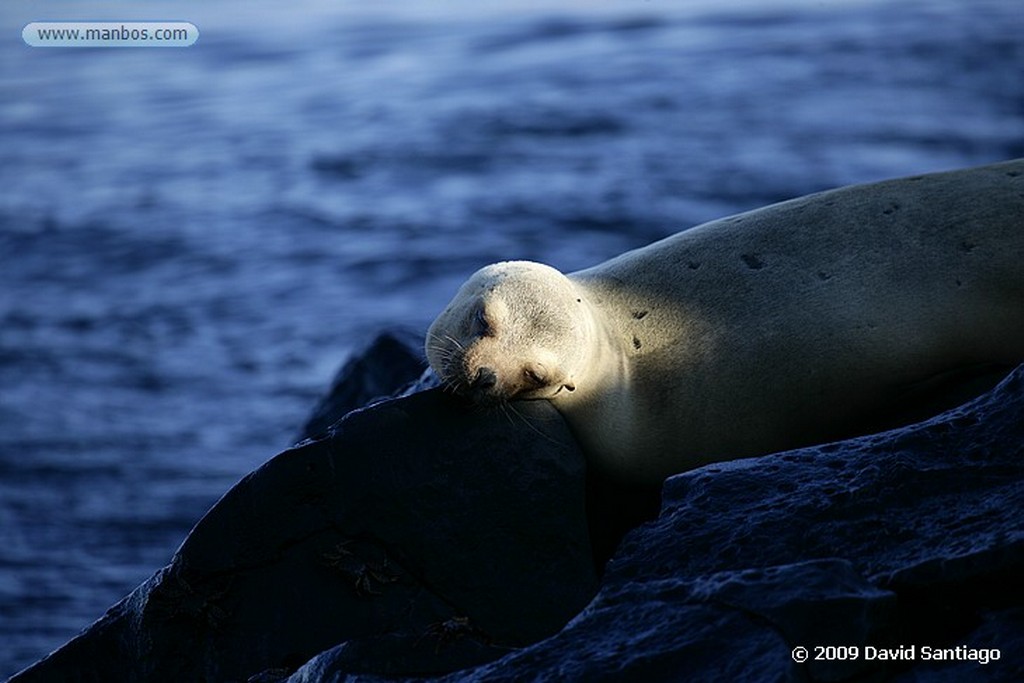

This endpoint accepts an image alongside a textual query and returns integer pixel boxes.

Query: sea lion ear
[563,382,576,392]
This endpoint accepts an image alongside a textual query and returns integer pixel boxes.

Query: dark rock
[425,559,893,683]
[585,467,661,567]
[411,365,1023,683]
[299,330,430,442]
[10,388,596,683]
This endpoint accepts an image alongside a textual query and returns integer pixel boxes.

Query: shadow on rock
[10,386,598,682]
[437,366,1024,682]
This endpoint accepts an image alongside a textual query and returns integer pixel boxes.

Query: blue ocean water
[0,0,1021,675]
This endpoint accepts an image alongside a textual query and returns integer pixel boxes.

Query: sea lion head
[426,261,588,404]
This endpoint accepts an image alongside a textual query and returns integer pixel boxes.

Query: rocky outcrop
[9,355,597,682]
[427,365,1024,682]
[299,329,431,441]
[10,333,1023,683]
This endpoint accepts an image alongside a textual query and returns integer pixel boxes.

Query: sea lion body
[427,160,1024,485]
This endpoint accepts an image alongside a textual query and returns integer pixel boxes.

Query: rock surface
[409,364,1024,683]
[299,329,431,441]
[9,334,1024,683]
[9,373,597,682]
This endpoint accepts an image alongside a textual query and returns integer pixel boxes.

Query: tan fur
[427,160,1024,485]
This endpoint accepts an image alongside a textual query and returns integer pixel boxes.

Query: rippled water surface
[1,0,1022,675]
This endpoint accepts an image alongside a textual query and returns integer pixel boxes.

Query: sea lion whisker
[505,401,567,448]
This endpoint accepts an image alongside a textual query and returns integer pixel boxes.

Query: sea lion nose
[470,367,497,391]
[466,366,498,402]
